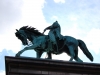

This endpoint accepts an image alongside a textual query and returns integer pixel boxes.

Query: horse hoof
[45,58,51,59]
[15,54,20,57]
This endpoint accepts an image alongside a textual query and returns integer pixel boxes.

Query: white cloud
[54,0,65,3]
[0,0,49,53]
[0,70,5,75]
[0,33,22,53]
[70,16,78,21]
[0,0,23,34]
[51,16,58,21]
[19,0,49,32]
[62,23,80,38]
[84,28,100,54]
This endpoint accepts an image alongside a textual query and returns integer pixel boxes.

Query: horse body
[15,26,93,62]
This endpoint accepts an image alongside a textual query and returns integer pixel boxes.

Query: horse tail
[78,39,93,61]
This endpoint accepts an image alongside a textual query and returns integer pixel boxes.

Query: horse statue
[15,26,93,62]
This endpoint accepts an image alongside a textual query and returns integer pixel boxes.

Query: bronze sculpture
[15,21,93,62]
[43,21,63,54]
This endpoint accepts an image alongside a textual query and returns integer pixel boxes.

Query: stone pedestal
[5,56,100,75]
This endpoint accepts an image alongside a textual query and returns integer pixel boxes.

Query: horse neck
[26,32,41,42]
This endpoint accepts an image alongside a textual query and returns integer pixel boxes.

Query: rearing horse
[15,26,93,62]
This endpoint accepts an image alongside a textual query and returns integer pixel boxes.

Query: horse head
[15,26,44,45]
[15,28,28,45]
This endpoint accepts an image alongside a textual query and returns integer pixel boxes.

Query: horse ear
[16,29,19,32]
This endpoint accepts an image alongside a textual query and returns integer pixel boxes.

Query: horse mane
[19,26,43,36]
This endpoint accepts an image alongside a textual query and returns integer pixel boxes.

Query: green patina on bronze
[15,21,93,62]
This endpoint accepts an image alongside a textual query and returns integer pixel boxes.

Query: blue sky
[1,0,100,74]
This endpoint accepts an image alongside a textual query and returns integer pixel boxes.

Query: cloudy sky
[1,0,100,74]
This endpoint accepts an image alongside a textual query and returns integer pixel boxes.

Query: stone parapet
[5,56,100,75]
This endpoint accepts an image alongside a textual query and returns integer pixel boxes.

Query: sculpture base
[5,56,100,75]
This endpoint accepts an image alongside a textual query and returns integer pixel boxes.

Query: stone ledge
[5,56,100,75]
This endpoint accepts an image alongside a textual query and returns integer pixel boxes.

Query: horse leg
[15,44,39,57]
[15,49,26,57]
[75,57,83,62]
[68,46,75,61]
[46,52,52,59]
[36,51,43,58]
[74,48,83,62]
